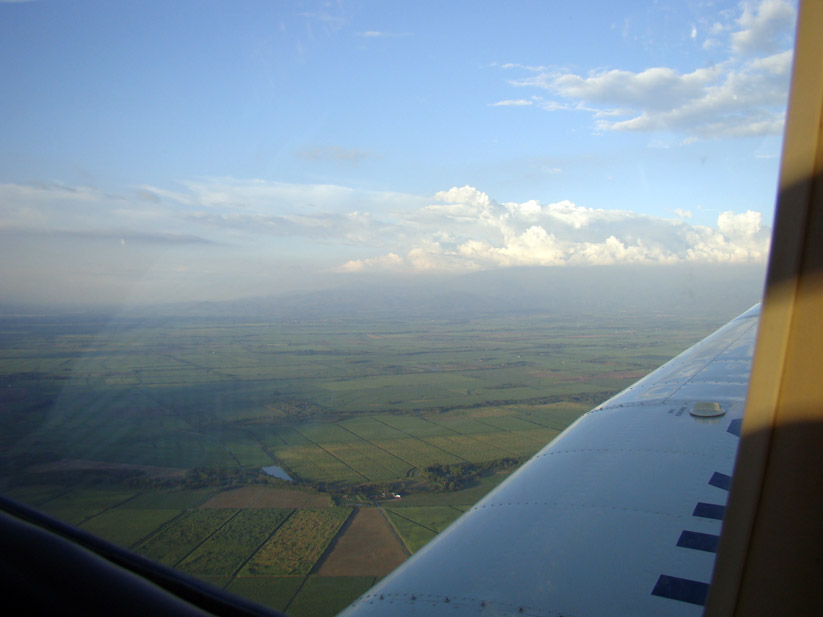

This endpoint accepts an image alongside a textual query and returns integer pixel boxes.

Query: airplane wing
[340,304,760,617]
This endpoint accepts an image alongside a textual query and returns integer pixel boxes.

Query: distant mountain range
[147,264,766,322]
[0,264,765,322]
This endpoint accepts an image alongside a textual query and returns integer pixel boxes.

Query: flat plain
[0,308,730,616]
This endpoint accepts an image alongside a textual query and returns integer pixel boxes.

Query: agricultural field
[200,486,330,509]
[316,507,408,576]
[80,507,183,547]
[225,577,306,614]
[32,487,142,526]
[136,508,238,566]
[286,576,378,617]
[0,306,734,615]
[384,505,467,553]
[241,508,351,576]
[387,506,465,534]
[178,508,293,577]
[385,510,437,554]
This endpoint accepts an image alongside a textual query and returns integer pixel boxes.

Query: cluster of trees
[421,390,617,415]
[422,457,524,491]
[326,480,414,504]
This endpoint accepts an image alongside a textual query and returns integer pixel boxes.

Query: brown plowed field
[315,508,408,576]
[199,486,330,508]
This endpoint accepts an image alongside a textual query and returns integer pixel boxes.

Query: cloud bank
[337,185,770,273]
[0,179,770,304]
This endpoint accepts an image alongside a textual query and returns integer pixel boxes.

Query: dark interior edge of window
[0,493,288,617]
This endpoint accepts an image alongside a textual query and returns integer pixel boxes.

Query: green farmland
[0,308,729,616]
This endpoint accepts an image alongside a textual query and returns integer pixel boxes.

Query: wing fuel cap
[690,401,725,418]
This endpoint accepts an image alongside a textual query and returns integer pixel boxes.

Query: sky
[0,0,797,305]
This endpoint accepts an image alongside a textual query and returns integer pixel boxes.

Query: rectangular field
[242,508,352,576]
[316,508,408,576]
[135,509,237,566]
[386,506,465,533]
[199,487,330,509]
[385,510,437,554]
[80,508,182,548]
[286,576,377,617]
[178,509,292,577]
[225,577,305,614]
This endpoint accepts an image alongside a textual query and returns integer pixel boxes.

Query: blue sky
[0,0,797,304]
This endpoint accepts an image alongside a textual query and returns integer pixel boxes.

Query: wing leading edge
[340,305,760,617]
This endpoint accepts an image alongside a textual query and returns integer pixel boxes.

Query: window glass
[0,2,796,616]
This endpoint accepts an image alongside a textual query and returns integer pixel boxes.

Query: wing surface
[340,305,760,617]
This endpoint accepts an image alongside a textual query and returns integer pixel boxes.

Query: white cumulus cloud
[338,185,771,274]
[338,252,404,273]
[732,0,797,55]
[1,179,771,286]
[494,0,796,139]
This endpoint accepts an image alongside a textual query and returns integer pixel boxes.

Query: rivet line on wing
[468,501,687,518]
[353,591,556,616]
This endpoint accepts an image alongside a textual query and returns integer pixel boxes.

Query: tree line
[421,457,524,491]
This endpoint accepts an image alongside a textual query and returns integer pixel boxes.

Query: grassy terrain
[178,508,292,577]
[384,510,438,553]
[286,576,377,617]
[80,508,183,547]
[226,576,306,614]
[0,308,726,615]
[386,506,464,533]
[136,508,238,566]
[34,488,140,526]
[242,508,351,576]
